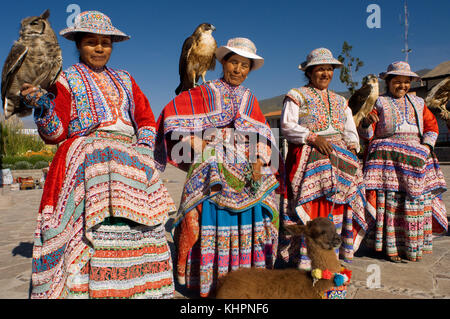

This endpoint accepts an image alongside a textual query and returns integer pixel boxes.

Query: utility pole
[402,0,412,62]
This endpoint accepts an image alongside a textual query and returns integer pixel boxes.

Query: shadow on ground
[12,242,33,258]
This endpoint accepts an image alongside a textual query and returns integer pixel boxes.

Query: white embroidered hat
[299,48,343,71]
[379,61,420,81]
[215,37,264,71]
[60,10,130,42]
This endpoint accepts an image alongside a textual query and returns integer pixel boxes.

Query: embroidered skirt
[363,133,448,260]
[279,134,369,269]
[65,222,174,298]
[31,132,176,298]
[173,141,279,297]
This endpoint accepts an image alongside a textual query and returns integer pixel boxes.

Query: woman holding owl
[358,61,448,263]
[21,11,176,299]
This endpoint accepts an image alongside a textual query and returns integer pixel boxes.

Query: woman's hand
[360,113,379,128]
[310,135,333,156]
[251,158,263,182]
[20,83,45,107]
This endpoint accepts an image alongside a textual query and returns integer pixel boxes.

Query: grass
[1,114,54,170]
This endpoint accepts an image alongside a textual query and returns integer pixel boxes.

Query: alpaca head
[285,217,341,251]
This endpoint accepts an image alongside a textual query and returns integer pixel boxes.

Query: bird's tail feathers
[175,83,182,95]
[4,97,13,119]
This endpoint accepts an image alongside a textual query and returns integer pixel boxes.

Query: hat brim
[298,59,343,71]
[215,46,264,71]
[59,27,130,42]
[379,71,420,81]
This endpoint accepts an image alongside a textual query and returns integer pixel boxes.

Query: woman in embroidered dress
[278,48,369,270]
[155,38,280,297]
[359,61,448,263]
[21,11,176,298]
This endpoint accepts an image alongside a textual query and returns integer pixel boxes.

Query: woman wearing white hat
[279,48,368,272]
[155,37,280,297]
[359,61,447,263]
[22,11,177,298]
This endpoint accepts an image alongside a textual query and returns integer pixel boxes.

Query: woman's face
[222,54,251,86]
[78,33,112,69]
[308,64,334,90]
[388,75,411,98]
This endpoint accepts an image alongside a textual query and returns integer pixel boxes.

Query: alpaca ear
[284,224,307,236]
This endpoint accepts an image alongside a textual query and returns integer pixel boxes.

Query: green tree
[337,41,364,95]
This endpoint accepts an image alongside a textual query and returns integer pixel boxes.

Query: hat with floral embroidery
[60,10,130,42]
[299,48,343,71]
[379,61,420,81]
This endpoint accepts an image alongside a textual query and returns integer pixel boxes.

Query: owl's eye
[31,21,39,26]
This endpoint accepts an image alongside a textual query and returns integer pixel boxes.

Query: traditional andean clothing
[155,78,280,297]
[31,63,176,298]
[279,86,370,269]
[359,93,448,261]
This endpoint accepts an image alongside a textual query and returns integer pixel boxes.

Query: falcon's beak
[211,25,216,31]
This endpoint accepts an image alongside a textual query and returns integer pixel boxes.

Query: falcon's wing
[179,36,194,79]
[426,77,450,109]
[348,84,372,115]
[208,40,217,71]
[1,42,28,101]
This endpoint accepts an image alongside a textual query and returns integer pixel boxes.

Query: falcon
[425,76,450,121]
[348,74,379,127]
[175,23,216,95]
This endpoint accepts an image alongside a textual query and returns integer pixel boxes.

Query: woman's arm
[343,106,361,153]
[130,76,157,151]
[422,104,439,149]
[22,77,71,145]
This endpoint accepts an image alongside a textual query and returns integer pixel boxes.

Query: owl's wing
[348,84,372,115]
[1,42,28,101]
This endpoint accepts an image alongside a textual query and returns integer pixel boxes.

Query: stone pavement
[0,165,449,299]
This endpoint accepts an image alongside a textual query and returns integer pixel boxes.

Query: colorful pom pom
[341,269,352,281]
[311,269,322,279]
[322,269,333,280]
[334,274,345,286]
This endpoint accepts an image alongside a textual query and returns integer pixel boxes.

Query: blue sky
[1,0,449,126]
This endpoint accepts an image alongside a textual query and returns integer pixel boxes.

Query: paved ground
[0,165,449,299]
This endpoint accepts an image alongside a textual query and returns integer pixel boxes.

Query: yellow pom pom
[311,269,322,279]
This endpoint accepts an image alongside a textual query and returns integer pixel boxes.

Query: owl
[2,9,62,119]
[348,74,379,127]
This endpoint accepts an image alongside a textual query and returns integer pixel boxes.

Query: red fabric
[423,104,439,134]
[305,197,345,220]
[38,137,78,211]
[130,77,156,130]
[176,205,201,281]
[284,142,303,199]
[39,81,72,145]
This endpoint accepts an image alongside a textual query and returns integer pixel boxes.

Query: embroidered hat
[215,37,264,71]
[60,11,130,42]
[379,61,420,81]
[299,48,343,71]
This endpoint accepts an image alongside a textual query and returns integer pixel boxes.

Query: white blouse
[281,90,360,152]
